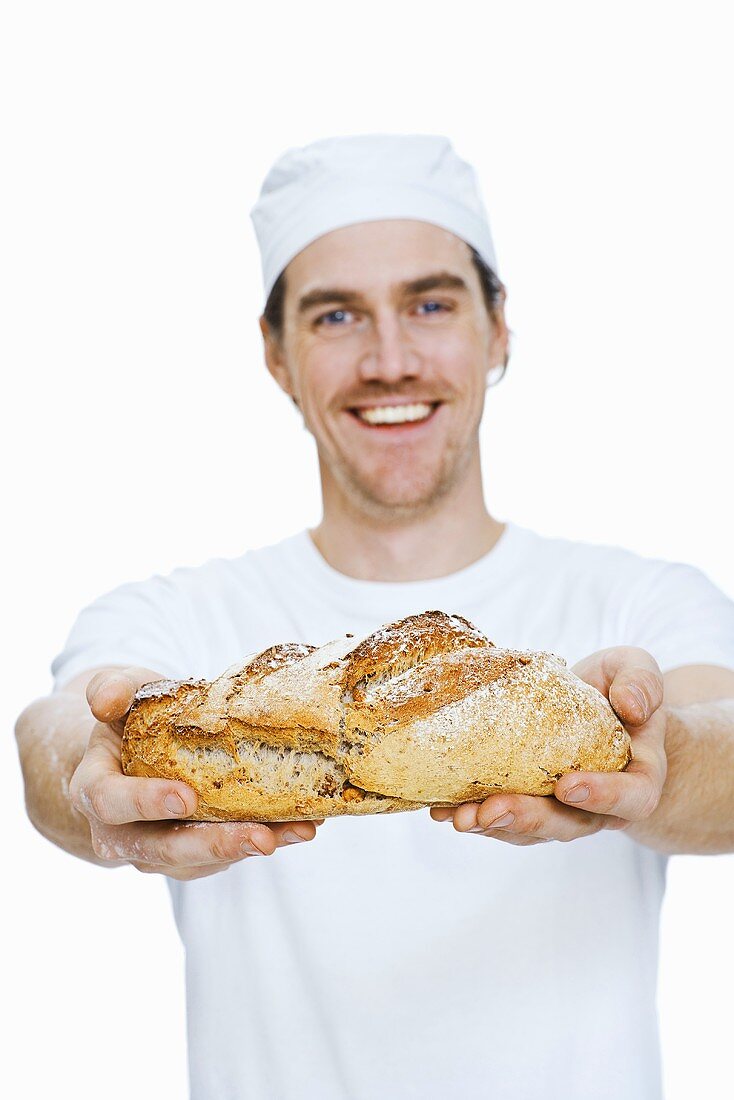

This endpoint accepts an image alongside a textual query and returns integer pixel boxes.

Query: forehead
[284,218,474,296]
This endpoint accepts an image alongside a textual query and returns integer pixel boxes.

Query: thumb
[86,667,164,733]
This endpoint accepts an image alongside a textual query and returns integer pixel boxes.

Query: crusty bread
[121,611,632,821]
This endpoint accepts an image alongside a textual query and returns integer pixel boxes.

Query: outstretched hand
[69,667,325,879]
[430,646,668,844]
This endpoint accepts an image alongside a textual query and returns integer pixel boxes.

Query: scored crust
[343,610,491,699]
[121,611,632,821]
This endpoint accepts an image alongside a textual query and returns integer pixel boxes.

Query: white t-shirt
[51,522,734,1100]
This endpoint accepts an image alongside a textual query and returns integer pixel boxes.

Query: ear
[259,316,295,398]
[490,288,509,350]
[485,290,510,384]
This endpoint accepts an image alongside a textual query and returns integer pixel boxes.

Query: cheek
[430,331,489,392]
[291,347,344,418]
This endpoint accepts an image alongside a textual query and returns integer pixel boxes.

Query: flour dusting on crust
[122,611,632,819]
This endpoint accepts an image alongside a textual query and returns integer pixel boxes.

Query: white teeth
[355,402,435,425]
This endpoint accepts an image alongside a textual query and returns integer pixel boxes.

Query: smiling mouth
[349,401,441,427]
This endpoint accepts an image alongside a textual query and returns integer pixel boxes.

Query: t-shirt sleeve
[50,575,192,691]
[621,561,734,675]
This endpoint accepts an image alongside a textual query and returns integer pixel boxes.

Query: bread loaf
[121,611,632,821]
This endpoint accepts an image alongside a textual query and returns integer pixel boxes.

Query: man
[16,134,734,1099]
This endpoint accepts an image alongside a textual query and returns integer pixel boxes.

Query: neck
[310,450,505,582]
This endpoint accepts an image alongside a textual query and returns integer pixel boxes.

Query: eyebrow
[296,271,469,315]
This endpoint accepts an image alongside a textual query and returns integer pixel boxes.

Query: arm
[623,668,734,855]
[431,650,734,857]
[558,658,734,856]
[15,666,139,863]
[15,667,324,876]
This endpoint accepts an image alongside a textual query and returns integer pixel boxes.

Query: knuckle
[639,665,661,690]
[86,781,112,822]
[131,788,151,821]
[622,647,660,676]
[154,840,177,867]
[506,811,538,835]
[640,788,661,819]
[601,798,621,820]
[209,838,234,863]
[625,647,653,667]
[85,671,107,703]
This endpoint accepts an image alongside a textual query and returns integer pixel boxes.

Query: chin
[324,443,471,516]
[353,472,455,515]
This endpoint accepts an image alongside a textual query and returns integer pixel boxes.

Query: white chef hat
[249,133,499,302]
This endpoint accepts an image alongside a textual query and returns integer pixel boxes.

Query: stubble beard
[318,432,478,524]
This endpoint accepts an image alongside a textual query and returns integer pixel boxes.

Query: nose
[356,312,420,385]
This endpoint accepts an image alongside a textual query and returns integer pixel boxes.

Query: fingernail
[241,832,270,855]
[282,829,307,844]
[164,792,186,815]
[240,842,266,856]
[630,686,648,721]
[471,812,515,832]
[564,785,590,804]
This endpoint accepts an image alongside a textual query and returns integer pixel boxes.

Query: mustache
[340,388,450,407]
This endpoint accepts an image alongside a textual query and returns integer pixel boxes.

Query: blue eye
[418,300,447,314]
[316,309,352,326]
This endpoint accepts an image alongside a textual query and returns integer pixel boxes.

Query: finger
[450,795,618,842]
[72,723,198,824]
[91,820,279,865]
[90,817,326,868]
[86,666,163,733]
[555,707,668,820]
[431,801,628,834]
[269,820,322,845]
[572,646,664,727]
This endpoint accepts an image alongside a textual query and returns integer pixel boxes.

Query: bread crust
[121,612,632,821]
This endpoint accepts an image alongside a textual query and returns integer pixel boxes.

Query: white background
[2,1,732,1096]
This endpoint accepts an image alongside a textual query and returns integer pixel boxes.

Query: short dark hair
[262,245,509,384]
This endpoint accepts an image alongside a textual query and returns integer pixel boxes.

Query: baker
[16,134,734,1099]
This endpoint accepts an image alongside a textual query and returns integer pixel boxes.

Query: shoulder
[510,522,678,582]
[509,524,733,621]
[119,529,310,604]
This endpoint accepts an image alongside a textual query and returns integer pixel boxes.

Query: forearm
[625,699,734,855]
[15,693,107,865]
